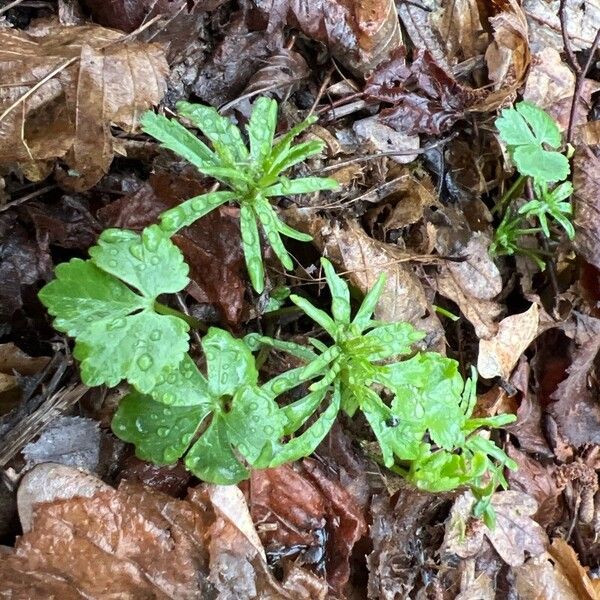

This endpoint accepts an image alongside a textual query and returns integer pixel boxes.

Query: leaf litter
[1,0,600,597]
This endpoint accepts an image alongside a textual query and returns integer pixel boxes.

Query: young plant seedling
[491,101,574,265]
[247,258,517,510]
[112,328,340,484]
[141,97,338,292]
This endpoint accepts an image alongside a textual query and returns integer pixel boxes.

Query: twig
[559,0,600,142]
[0,0,25,16]
[307,66,335,118]
[0,185,55,213]
[316,132,458,174]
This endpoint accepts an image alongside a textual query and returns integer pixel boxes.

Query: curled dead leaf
[477,304,540,379]
[253,0,402,74]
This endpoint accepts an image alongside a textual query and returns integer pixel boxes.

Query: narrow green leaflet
[38,228,191,392]
[321,257,351,323]
[176,101,249,165]
[247,97,278,166]
[141,98,337,291]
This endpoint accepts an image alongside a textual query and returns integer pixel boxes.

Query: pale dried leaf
[523,0,600,53]
[17,463,110,532]
[0,343,50,376]
[477,303,540,379]
[353,116,419,164]
[443,490,547,567]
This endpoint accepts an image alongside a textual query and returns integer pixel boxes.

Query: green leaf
[185,415,249,484]
[203,327,258,396]
[290,294,338,337]
[263,177,339,197]
[226,386,286,464]
[38,259,144,337]
[268,115,318,168]
[140,112,217,169]
[352,273,387,332]
[253,198,293,270]
[158,191,236,235]
[364,321,424,361]
[495,102,569,183]
[280,387,328,435]
[149,354,211,406]
[112,390,211,465]
[267,140,325,179]
[244,334,319,363]
[89,225,189,297]
[273,218,313,242]
[38,255,190,392]
[321,257,351,324]
[240,203,265,293]
[176,101,249,165]
[247,97,278,167]
[75,311,189,392]
[512,145,570,182]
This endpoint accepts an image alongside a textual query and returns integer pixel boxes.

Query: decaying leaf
[483,0,530,101]
[253,0,402,74]
[443,490,547,567]
[515,538,599,600]
[435,233,503,339]
[523,0,600,53]
[523,48,600,133]
[250,460,366,591]
[0,214,53,321]
[365,48,485,135]
[4,465,327,598]
[550,313,600,447]
[432,0,488,63]
[98,173,247,324]
[573,146,600,271]
[477,303,540,379]
[0,20,168,190]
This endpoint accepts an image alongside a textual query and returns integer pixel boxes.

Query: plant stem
[493,175,526,215]
[154,301,206,330]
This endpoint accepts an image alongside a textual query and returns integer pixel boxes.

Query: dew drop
[135,417,145,432]
[129,243,144,261]
[166,372,177,384]
[162,407,172,416]
[157,426,170,438]
[161,212,184,232]
[192,198,207,211]
[143,234,160,252]
[149,413,159,421]
[272,379,288,395]
[248,402,259,411]
[150,330,162,341]
[264,425,274,435]
[137,354,153,371]
[108,259,118,268]
[163,446,179,462]
[414,403,425,419]
[188,456,199,467]
[161,392,175,405]
[182,433,193,444]
[107,317,127,331]
[150,256,160,266]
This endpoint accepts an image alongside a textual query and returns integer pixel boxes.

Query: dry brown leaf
[475,0,530,109]
[549,313,600,447]
[573,146,600,270]
[0,20,168,191]
[515,538,599,600]
[477,303,540,379]
[3,466,326,599]
[548,538,599,600]
[254,0,402,74]
[435,234,503,341]
[432,0,488,63]
[523,0,600,53]
[443,490,547,567]
[523,47,600,133]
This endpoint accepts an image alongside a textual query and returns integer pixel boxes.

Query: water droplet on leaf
[137,354,153,371]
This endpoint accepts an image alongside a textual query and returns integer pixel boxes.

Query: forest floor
[1,0,600,598]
